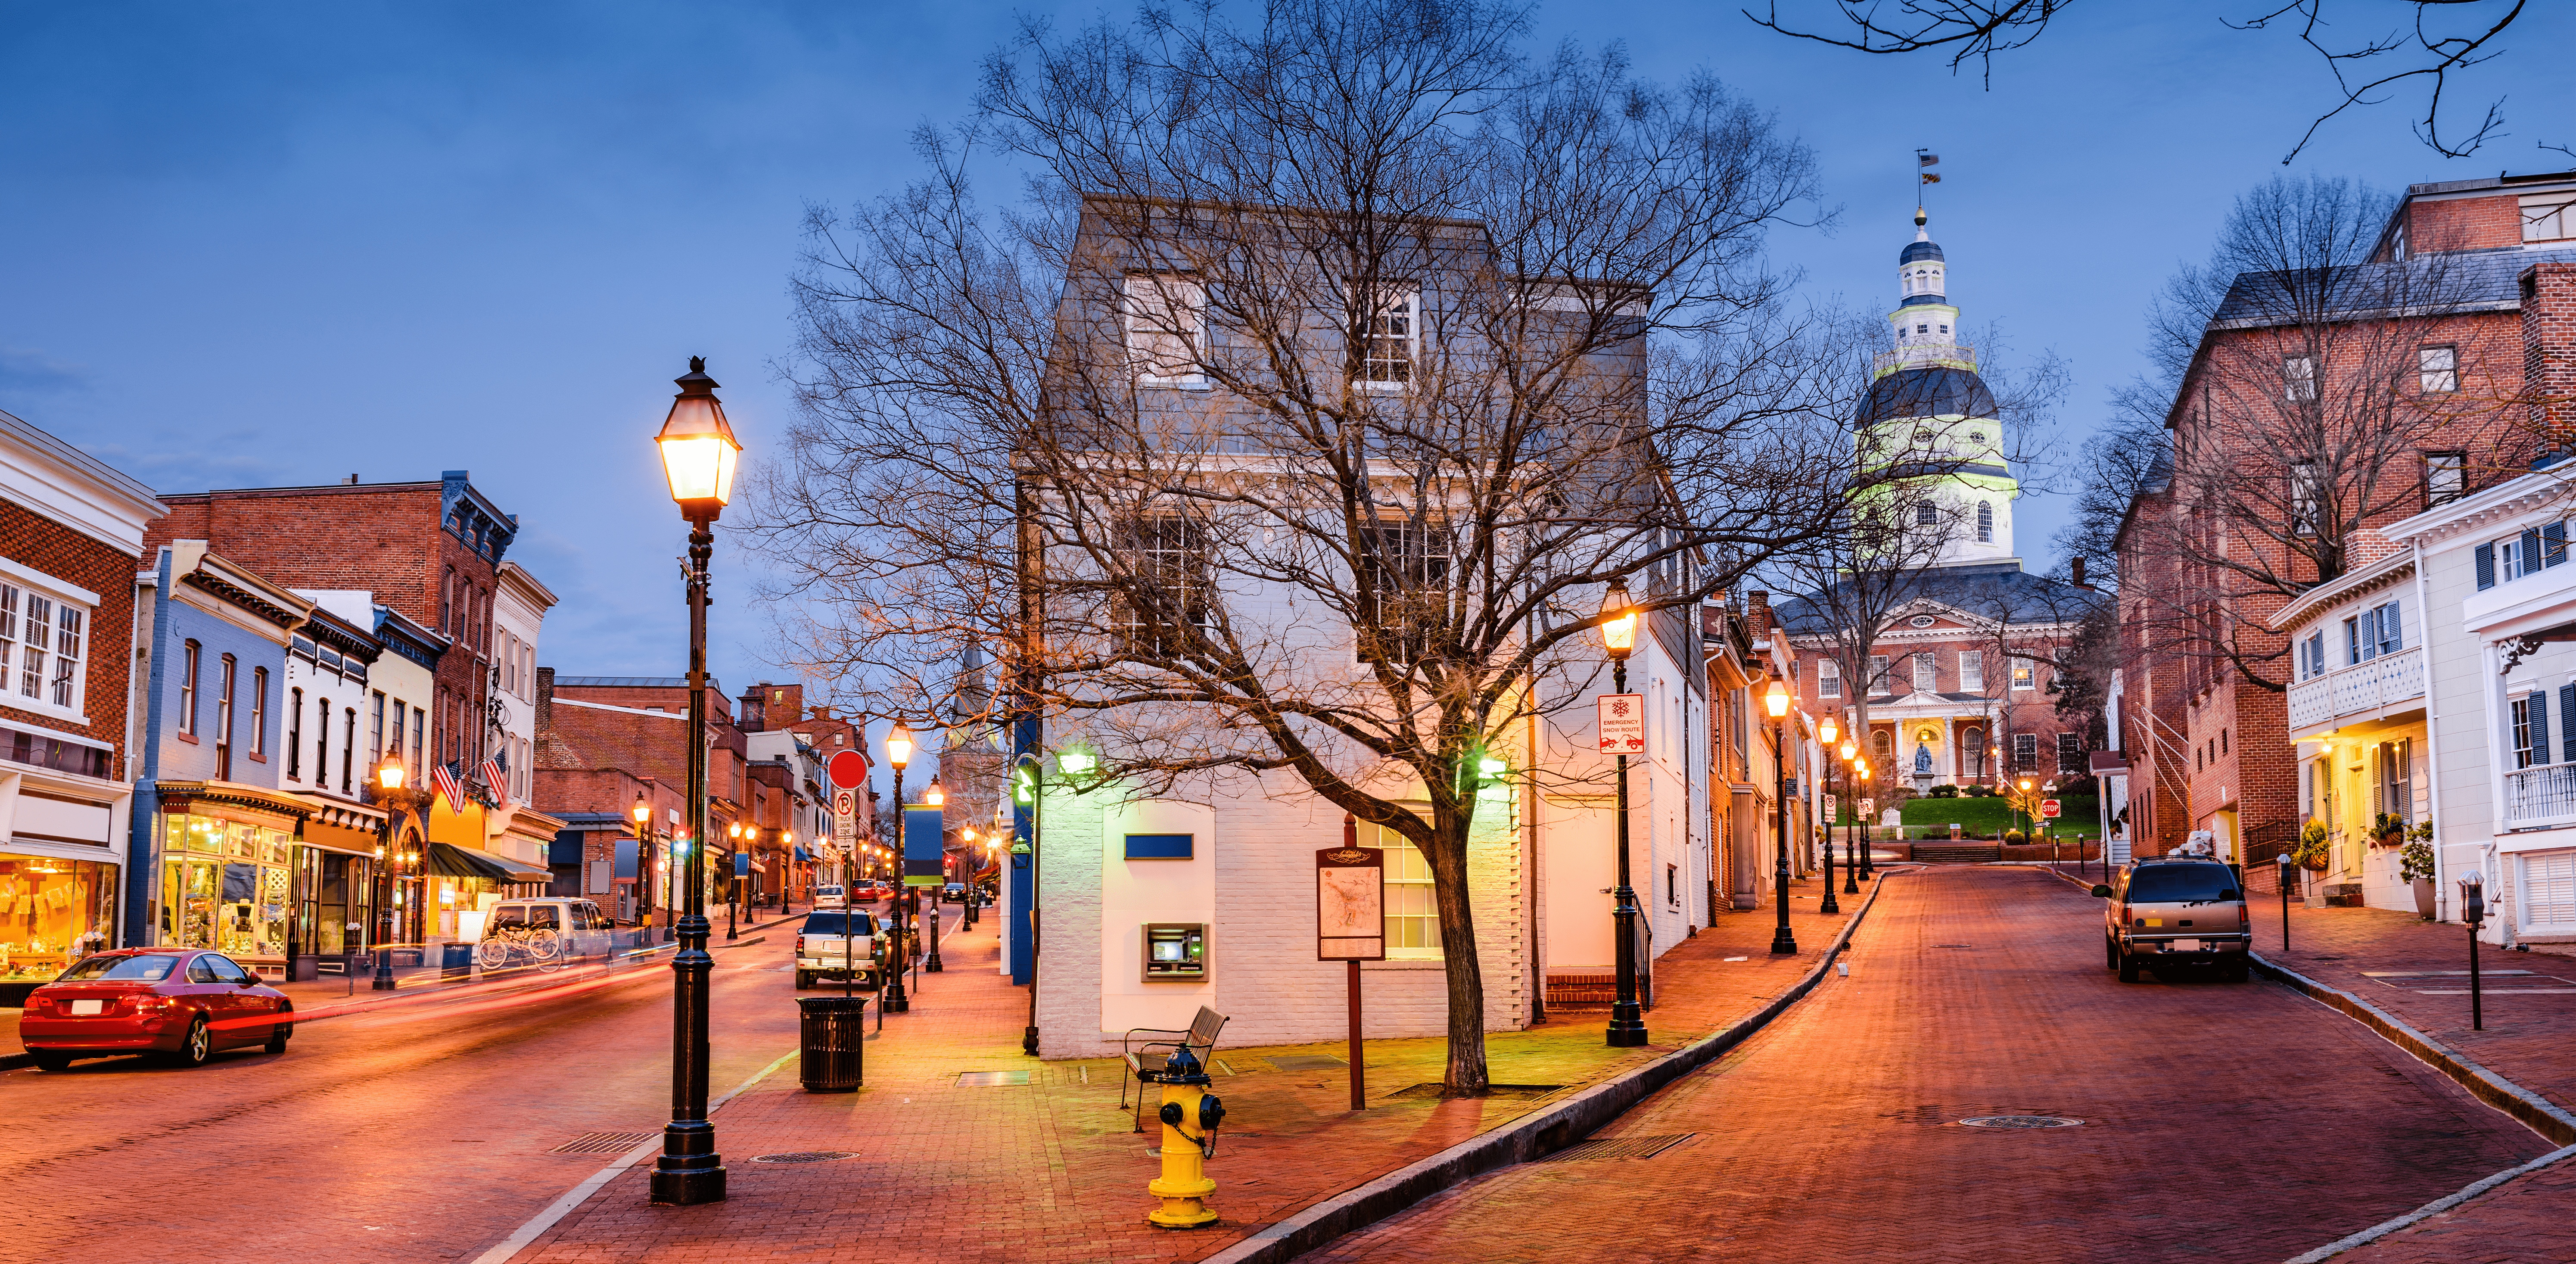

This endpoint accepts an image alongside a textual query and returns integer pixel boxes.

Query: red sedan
[19,948,294,1071]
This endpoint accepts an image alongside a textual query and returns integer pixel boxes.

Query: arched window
[1976,501,1994,542]
[440,567,456,631]
[1872,729,1893,758]
[1962,729,1985,778]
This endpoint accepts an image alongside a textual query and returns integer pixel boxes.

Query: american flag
[431,761,464,809]
[480,754,509,804]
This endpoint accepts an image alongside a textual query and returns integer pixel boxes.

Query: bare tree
[740,0,1856,1095]
[1745,0,2530,163]
[2121,174,2512,692]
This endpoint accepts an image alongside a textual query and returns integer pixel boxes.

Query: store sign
[1316,846,1385,961]
[1596,693,1645,756]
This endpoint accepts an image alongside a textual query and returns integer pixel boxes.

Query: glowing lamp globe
[1598,579,1637,659]
[655,358,742,520]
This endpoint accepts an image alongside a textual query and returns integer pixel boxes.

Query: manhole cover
[1960,1115,2083,1129]
[957,1071,1031,1087]
[1543,1133,1695,1161]
[751,1151,859,1164]
[548,1130,656,1155]
[1267,1055,1347,1071]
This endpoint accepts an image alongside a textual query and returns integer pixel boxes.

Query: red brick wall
[2526,262,2576,442]
[547,683,747,818]
[2408,195,2523,254]
[0,500,139,779]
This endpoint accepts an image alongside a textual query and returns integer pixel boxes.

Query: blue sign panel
[904,805,944,887]
[1124,833,1193,860]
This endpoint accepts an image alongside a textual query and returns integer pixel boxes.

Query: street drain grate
[1960,1115,2084,1130]
[957,1070,1032,1087]
[1267,1055,1347,1071]
[751,1151,859,1164]
[549,1131,656,1155]
[1543,1133,1694,1162]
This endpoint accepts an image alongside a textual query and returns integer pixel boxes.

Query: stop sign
[828,749,868,789]
[2040,799,2062,818]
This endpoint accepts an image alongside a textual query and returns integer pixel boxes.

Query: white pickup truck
[793,909,881,990]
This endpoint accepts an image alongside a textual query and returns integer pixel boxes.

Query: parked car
[851,881,889,902]
[476,898,617,968]
[942,881,967,903]
[2095,855,2251,982]
[795,908,882,990]
[20,949,293,1070]
[813,885,848,909]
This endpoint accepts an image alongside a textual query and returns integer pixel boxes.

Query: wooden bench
[1120,1006,1228,1133]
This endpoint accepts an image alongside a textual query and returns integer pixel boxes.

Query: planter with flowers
[2400,821,2438,919]
[2373,813,2410,848]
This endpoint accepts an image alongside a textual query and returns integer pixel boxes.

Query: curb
[2281,1142,2576,1264]
[1197,872,1896,1264]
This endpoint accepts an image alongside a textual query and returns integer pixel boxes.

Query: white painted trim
[0,556,99,607]
[553,696,687,721]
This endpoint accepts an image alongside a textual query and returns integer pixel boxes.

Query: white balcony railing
[2507,762,2576,829]
[2285,645,2425,733]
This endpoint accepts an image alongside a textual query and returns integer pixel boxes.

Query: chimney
[535,666,554,736]
[1746,590,1772,637]
[341,474,359,486]
[2070,556,2090,589]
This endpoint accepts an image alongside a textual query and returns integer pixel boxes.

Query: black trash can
[798,996,867,1092]
[441,941,473,979]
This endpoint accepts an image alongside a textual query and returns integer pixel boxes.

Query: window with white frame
[2521,851,2576,932]
[1358,288,1417,386]
[2418,345,2458,394]
[2290,463,2321,537]
[1369,823,1441,956]
[1959,650,1984,692]
[2425,451,2466,506]
[1867,654,1890,694]
[2524,194,2576,243]
[1114,514,1211,657]
[1354,518,1450,664]
[1124,274,1207,383]
[1976,501,1993,543]
[2300,629,2327,680]
[2013,732,2038,769]
[1817,658,1840,698]
[2010,660,2036,690]
[2514,694,2538,769]
[2283,355,2317,402]
[0,579,90,717]
[1912,652,1935,693]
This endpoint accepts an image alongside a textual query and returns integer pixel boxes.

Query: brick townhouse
[0,408,164,997]
[2118,169,2576,860]
[737,681,863,907]
[532,669,745,928]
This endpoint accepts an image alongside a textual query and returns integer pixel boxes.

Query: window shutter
[2560,683,2576,763]
[2478,543,2495,590]
[2536,690,2554,765]
[2549,521,2569,568]
[2523,528,2544,576]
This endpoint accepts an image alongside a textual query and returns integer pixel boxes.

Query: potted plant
[2291,820,2331,871]
[2400,821,2437,919]
[2372,813,2408,848]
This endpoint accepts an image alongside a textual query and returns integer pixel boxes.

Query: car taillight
[796,936,806,953]
[2240,904,2250,927]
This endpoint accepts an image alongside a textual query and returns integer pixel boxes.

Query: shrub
[1962,784,1995,798]
[1925,784,1959,798]
[2002,828,2027,845]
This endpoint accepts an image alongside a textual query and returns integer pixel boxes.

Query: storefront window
[0,854,116,981]
[158,813,296,958]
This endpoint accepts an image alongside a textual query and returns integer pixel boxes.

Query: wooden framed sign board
[1316,845,1385,961]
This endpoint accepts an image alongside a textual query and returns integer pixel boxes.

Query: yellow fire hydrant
[1145,1046,1226,1229]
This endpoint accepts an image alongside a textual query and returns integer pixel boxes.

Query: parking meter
[2458,872,2486,926]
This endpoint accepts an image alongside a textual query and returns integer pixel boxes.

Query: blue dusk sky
[2,1,2568,767]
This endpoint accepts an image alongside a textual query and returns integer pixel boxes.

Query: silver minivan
[2095,856,2252,983]
[476,898,617,968]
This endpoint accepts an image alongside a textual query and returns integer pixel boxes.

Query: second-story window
[315,694,330,788]
[2301,630,2326,680]
[342,706,357,794]
[1959,650,1984,692]
[287,686,303,776]
[1912,652,1935,693]
[250,667,268,757]
[1976,501,1993,543]
[1358,288,1417,387]
[2289,463,2321,537]
[2419,345,2458,394]
[1113,514,1210,657]
[1123,274,1206,384]
[2011,661,2036,691]
[2513,694,2538,769]
[1867,654,1889,693]
[216,655,236,776]
[1817,659,1840,698]
[180,640,201,736]
[1355,518,1451,665]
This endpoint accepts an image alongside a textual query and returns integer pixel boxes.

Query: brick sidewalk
[508,877,1869,1262]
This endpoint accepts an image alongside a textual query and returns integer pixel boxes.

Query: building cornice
[2385,467,2576,551]
[2268,551,2417,632]
[0,408,166,556]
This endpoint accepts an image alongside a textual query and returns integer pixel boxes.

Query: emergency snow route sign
[1598,693,1645,756]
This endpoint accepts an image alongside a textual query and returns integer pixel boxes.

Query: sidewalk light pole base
[1605,1003,1648,1047]
[1770,928,1799,956]
[648,1159,727,1207]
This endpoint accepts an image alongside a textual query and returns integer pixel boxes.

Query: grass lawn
[1837,794,2102,839]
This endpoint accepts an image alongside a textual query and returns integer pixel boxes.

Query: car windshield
[2129,866,2240,903]
[56,953,185,983]
[802,911,876,937]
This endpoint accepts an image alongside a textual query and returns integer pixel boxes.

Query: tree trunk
[1424,814,1488,1097]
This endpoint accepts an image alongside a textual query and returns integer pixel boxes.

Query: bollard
[1144,1046,1226,1229]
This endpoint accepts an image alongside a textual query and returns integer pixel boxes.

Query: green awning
[428,841,551,883]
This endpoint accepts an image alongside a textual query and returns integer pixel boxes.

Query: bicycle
[475,924,565,972]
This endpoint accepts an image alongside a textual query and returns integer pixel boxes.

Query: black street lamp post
[1839,740,1860,896]
[1599,582,1647,1048]
[1766,677,1798,956]
[1817,718,1840,917]
[369,754,420,992]
[1855,760,1874,880]
[883,721,914,1014]
[924,778,946,973]
[647,355,740,1208]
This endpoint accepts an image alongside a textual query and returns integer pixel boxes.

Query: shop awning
[793,846,811,862]
[300,820,381,858]
[427,841,551,883]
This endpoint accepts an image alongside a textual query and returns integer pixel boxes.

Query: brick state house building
[1776,210,2102,794]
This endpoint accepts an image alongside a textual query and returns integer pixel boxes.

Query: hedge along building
[1777,212,2100,801]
